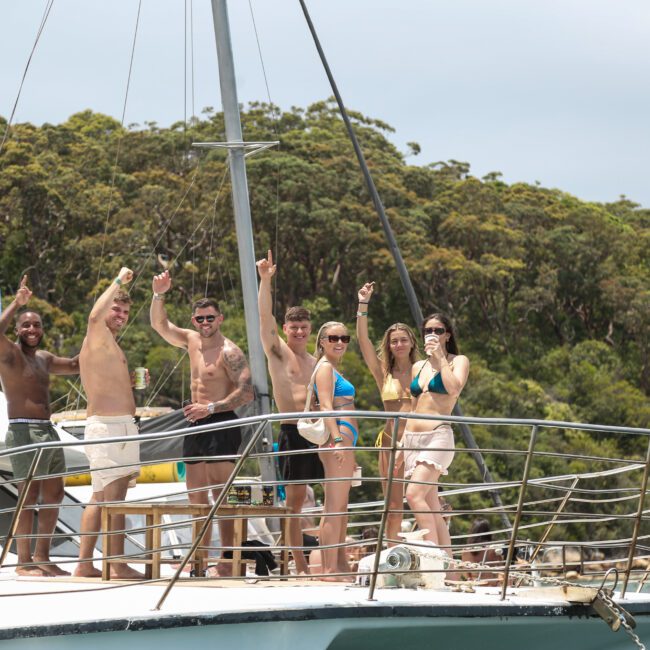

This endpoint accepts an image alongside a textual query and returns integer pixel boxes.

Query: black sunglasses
[424,326,446,336]
[326,335,351,344]
[194,315,216,324]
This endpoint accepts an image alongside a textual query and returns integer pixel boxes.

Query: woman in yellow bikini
[356,282,420,545]
[399,313,469,552]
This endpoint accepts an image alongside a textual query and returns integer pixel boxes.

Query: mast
[208,0,274,482]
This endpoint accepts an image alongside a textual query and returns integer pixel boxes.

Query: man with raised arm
[256,250,323,575]
[73,267,143,579]
[150,271,254,577]
[0,276,79,576]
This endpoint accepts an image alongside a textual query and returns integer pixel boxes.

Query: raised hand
[117,267,134,285]
[15,275,32,307]
[256,249,276,280]
[152,270,172,294]
[358,282,375,303]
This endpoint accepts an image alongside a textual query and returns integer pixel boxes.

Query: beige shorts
[403,424,455,478]
[84,415,140,493]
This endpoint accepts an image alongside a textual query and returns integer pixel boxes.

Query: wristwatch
[207,402,215,415]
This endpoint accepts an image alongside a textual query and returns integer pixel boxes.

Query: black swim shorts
[277,423,324,482]
[183,411,242,464]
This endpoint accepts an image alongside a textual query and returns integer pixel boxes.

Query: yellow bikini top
[380,372,411,402]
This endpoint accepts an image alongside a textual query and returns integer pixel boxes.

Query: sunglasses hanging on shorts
[326,335,351,344]
[194,315,216,324]
[424,326,446,336]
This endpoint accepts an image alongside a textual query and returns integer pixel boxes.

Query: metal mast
[208,0,274,482]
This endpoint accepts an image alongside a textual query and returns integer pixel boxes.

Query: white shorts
[403,424,455,478]
[84,415,140,492]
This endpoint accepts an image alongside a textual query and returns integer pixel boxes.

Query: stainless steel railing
[1,409,649,606]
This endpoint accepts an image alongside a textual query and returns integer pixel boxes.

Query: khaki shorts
[84,415,140,493]
[6,419,66,481]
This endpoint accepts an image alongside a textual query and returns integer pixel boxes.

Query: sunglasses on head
[424,326,446,336]
[194,315,216,324]
[326,335,351,344]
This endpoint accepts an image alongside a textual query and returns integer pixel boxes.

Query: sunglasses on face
[326,335,351,344]
[424,326,446,336]
[194,315,216,324]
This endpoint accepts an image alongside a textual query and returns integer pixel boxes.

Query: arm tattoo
[215,347,254,411]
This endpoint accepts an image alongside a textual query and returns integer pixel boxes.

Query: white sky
[2,0,650,206]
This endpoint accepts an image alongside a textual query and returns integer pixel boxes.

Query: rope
[0,0,55,157]
[247,0,282,314]
[94,0,143,292]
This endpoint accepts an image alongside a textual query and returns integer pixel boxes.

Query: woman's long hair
[314,321,347,361]
[378,323,420,378]
[421,313,459,355]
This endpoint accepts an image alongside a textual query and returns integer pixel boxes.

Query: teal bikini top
[410,361,448,397]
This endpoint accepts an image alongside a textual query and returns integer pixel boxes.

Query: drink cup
[134,367,147,390]
[351,465,362,487]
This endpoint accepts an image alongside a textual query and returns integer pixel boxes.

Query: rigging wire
[247,0,282,315]
[0,0,55,157]
[94,0,143,292]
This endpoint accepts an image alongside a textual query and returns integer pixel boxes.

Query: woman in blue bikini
[398,313,469,552]
[313,321,357,580]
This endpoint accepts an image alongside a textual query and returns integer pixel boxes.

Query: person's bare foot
[15,566,50,577]
[73,564,102,578]
[320,573,355,583]
[110,565,144,580]
[206,562,232,578]
[33,559,71,577]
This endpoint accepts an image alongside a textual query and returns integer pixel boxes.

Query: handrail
[1,409,650,604]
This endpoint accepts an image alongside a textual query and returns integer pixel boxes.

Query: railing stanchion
[367,416,401,601]
[0,449,42,570]
[514,476,579,588]
[622,436,650,597]
[153,421,267,611]
[500,425,538,600]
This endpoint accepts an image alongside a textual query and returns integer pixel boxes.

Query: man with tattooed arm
[150,271,253,576]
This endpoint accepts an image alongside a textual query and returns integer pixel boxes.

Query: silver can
[134,367,146,390]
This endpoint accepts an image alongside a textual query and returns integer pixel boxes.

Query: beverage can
[134,367,146,390]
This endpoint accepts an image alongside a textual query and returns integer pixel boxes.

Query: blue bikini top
[410,361,448,397]
[314,367,355,399]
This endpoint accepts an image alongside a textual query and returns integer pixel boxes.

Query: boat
[1,2,649,649]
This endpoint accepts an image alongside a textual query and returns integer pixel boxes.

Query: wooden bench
[100,502,290,580]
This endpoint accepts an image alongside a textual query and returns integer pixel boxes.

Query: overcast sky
[2,0,649,206]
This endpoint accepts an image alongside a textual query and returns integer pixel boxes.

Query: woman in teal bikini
[398,313,469,553]
[313,321,357,580]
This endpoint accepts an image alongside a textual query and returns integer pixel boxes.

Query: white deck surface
[0,564,648,632]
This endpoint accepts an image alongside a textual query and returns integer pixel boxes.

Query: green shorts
[5,420,66,481]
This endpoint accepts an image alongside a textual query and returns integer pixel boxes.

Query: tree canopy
[1,101,649,540]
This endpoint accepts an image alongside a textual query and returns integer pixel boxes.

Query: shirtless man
[150,271,253,576]
[0,276,79,576]
[256,250,323,575]
[74,267,142,579]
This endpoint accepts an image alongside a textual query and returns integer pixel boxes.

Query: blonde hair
[314,321,347,361]
[378,323,420,378]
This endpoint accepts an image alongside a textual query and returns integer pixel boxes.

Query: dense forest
[1,101,649,541]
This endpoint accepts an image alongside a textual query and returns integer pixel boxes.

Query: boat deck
[2,568,650,649]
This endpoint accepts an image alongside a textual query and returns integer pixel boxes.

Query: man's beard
[19,334,43,348]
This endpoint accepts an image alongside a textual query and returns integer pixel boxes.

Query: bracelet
[358,301,369,304]
[356,311,368,317]
[333,436,343,443]
[114,278,122,286]
[153,292,165,301]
